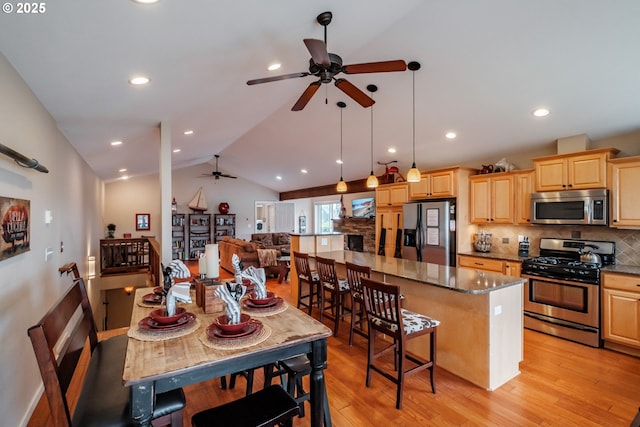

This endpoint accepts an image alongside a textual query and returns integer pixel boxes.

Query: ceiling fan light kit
[366,84,379,189]
[246,11,407,111]
[406,61,421,183]
[336,101,348,193]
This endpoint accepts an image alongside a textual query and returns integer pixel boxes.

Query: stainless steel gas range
[521,238,616,347]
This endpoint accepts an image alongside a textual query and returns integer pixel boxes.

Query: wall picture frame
[136,213,150,231]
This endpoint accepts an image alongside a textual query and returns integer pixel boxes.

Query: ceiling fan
[201,155,237,180]
[246,11,407,111]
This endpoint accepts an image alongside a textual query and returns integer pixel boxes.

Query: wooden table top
[123,288,332,386]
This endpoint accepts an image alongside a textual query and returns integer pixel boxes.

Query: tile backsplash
[473,224,640,266]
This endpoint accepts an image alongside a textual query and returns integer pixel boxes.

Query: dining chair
[293,251,321,315]
[360,277,439,409]
[345,261,371,346]
[315,256,351,336]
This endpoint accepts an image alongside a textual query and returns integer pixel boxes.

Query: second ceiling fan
[246,11,407,111]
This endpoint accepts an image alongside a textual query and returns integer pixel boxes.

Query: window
[315,202,341,233]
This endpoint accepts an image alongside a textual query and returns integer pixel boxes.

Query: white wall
[0,53,104,427]
[105,162,279,245]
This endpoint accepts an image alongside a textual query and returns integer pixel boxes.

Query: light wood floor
[28,272,640,427]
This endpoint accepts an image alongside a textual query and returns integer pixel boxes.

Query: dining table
[123,287,333,427]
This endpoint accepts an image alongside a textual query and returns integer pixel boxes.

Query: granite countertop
[602,264,640,276]
[314,250,526,295]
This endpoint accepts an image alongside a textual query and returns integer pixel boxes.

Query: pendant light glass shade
[406,61,421,183]
[336,101,348,193]
[366,84,379,188]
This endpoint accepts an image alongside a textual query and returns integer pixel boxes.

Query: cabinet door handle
[474,262,484,266]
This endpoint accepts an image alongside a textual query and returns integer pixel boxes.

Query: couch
[219,233,290,276]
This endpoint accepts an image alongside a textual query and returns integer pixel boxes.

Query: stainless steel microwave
[530,189,608,225]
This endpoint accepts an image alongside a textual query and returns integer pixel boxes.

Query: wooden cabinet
[375,207,402,257]
[171,213,186,260]
[514,170,534,224]
[533,148,618,192]
[376,182,408,207]
[409,168,456,199]
[188,213,211,259]
[603,272,640,349]
[214,214,235,243]
[458,255,522,276]
[608,156,640,228]
[469,173,514,224]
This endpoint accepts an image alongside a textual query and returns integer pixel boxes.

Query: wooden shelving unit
[214,214,235,243]
[171,213,186,260]
[188,213,211,260]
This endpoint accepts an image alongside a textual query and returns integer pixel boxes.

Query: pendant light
[366,84,379,189]
[406,61,421,183]
[336,101,348,193]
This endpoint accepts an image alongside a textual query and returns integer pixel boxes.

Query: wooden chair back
[293,251,312,279]
[28,277,98,426]
[315,256,338,287]
[345,262,370,302]
[361,277,403,338]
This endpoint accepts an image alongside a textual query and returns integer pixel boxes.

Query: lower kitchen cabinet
[603,272,640,349]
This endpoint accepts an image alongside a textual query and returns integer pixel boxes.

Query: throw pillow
[252,234,273,246]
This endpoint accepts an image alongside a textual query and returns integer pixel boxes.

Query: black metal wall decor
[0,143,49,173]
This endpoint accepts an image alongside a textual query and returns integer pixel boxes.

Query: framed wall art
[1,196,30,261]
[136,213,150,231]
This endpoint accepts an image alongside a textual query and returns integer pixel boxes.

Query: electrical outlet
[502,237,509,244]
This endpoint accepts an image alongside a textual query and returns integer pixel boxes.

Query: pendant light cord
[412,68,416,166]
[340,106,343,177]
[370,95,374,173]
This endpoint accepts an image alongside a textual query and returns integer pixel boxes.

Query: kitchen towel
[214,282,244,324]
[241,266,267,299]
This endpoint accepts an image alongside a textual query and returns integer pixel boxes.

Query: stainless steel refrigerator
[402,199,456,266]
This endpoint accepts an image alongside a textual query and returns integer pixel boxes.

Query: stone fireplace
[332,217,376,253]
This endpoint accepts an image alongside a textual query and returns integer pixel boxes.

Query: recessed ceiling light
[173,149,181,153]
[132,0,159,4]
[119,168,127,173]
[121,175,129,180]
[111,140,123,146]
[301,169,308,174]
[268,63,281,71]
[387,147,396,153]
[276,176,282,180]
[336,159,343,164]
[445,132,457,139]
[183,130,194,135]
[129,76,150,85]
[532,108,550,117]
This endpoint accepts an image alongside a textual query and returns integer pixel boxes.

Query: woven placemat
[199,324,271,350]
[128,317,201,342]
[241,300,288,317]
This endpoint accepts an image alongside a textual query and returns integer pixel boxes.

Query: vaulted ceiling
[1,0,639,192]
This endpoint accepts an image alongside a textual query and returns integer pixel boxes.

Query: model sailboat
[188,187,207,212]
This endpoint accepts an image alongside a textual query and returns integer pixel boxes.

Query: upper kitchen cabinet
[376,182,408,207]
[609,156,640,228]
[469,173,514,224]
[533,147,619,192]
[514,170,534,224]
[408,166,477,200]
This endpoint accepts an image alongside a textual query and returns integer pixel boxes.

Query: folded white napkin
[168,259,191,279]
[241,266,267,299]
[165,282,192,315]
[214,282,245,324]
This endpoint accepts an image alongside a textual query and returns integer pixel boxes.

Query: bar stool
[315,256,351,336]
[293,251,321,315]
[345,261,371,346]
[361,277,439,409]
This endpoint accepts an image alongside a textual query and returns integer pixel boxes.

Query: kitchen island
[295,250,525,391]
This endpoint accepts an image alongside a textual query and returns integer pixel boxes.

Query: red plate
[243,297,283,310]
[154,286,165,295]
[206,319,262,340]
[142,293,162,304]
[138,313,195,332]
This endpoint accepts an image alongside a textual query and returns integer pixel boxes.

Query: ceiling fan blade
[220,174,237,179]
[342,60,407,74]
[292,81,322,111]
[247,72,310,85]
[334,79,375,108]
[303,38,331,67]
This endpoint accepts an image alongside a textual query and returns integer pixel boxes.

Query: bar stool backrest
[315,256,338,287]
[345,262,370,302]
